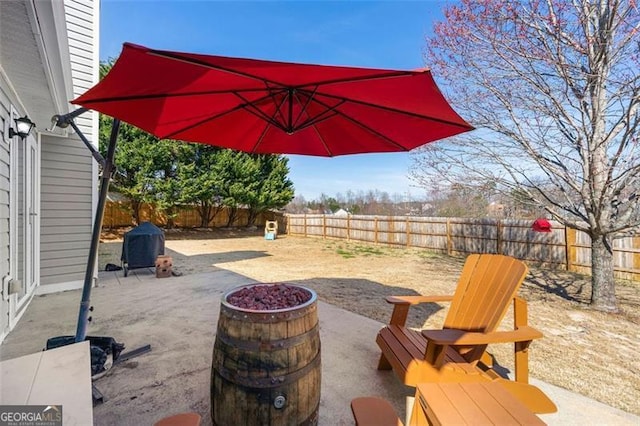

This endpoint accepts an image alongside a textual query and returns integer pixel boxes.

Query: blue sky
[100,0,449,201]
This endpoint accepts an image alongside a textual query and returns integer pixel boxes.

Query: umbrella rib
[76,72,421,105]
[295,111,339,132]
[310,123,334,156]
[234,90,289,133]
[289,70,419,90]
[262,82,289,130]
[161,102,263,139]
[250,119,273,154]
[147,49,289,88]
[289,86,350,133]
[294,102,344,132]
[291,86,319,129]
[159,90,288,139]
[309,96,413,151]
[147,47,423,90]
[297,88,474,131]
[74,88,270,104]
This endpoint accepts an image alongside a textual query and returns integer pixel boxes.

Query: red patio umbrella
[66,43,474,344]
[73,43,473,156]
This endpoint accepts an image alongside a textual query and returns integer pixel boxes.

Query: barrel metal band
[217,323,319,351]
[213,404,318,426]
[299,404,320,426]
[220,302,317,323]
[215,351,321,389]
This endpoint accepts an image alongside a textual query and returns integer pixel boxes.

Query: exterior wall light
[8,116,36,140]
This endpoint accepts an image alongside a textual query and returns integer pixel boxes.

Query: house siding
[38,0,98,289]
[39,134,93,285]
[0,83,11,339]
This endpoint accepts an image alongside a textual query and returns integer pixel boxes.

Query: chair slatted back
[443,254,528,333]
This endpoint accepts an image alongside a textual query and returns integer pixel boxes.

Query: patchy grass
[336,248,356,258]
[330,242,392,258]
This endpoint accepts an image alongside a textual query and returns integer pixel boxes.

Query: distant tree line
[284,186,542,218]
[285,190,415,216]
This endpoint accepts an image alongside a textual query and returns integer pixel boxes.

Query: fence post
[374,217,379,244]
[323,215,327,239]
[347,215,351,241]
[496,220,503,255]
[565,226,577,272]
[634,236,640,281]
[406,217,411,247]
[304,214,307,237]
[631,237,640,281]
[388,216,394,245]
[446,219,452,255]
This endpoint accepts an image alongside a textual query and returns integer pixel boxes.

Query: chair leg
[514,341,530,383]
[378,353,392,370]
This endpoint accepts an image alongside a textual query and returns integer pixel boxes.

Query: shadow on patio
[1,269,638,425]
[0,268,413,425]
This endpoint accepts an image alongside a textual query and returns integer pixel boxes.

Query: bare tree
[284,194,308,214]
[429,183,494,217]
[411,0,639,311]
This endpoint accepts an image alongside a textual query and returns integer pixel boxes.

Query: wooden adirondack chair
[376,253,557,414]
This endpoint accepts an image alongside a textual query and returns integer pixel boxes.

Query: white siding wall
[65,0,98,139]
[39,134,93,285]
[39,0,98,288]
[0,83,11,338]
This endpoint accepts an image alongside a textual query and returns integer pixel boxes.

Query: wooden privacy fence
[286,214,640,282]
[104,201,285,229]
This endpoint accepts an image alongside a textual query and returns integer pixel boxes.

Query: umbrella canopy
[73,43,473,156]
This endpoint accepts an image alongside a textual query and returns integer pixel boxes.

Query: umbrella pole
[74,118,120,342]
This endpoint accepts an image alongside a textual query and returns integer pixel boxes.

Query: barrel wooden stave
[211,290,321,426]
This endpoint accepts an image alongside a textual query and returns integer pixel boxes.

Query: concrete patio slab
[0,268,637,425]
[0,341,93,425]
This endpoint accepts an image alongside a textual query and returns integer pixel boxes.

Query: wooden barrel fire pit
[211,283,321,425]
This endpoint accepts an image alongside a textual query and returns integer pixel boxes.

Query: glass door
[10,131,39,323]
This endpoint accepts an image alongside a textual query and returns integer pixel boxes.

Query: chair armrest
[384,295,454,327]
[386,295,454,305]
[421,326,543,346]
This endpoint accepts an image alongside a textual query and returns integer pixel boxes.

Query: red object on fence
[531,218,552,233]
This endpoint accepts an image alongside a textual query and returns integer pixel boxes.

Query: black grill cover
[121,222,165,269]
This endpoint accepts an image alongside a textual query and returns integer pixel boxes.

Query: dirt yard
[100,227,640,415]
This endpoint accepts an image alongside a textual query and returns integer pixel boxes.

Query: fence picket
[104,201,284,229]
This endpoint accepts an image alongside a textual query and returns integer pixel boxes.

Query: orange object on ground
[155,255,173,278]
[351,397,403,426]
[154,412,201,426]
